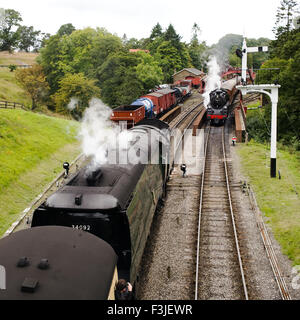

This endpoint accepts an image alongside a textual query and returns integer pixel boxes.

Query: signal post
[236,38,280,178]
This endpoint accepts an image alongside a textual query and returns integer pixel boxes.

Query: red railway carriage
[110,105,145,128]
[155,88,176,110]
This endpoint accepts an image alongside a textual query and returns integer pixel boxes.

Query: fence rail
[0,100,27,110]
[0,64,32,68]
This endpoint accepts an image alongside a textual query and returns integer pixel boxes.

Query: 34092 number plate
[71,225,91,231]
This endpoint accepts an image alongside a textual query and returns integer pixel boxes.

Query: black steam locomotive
[207,77,241,125]
[30,118,170,289]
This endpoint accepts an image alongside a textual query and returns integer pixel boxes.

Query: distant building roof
[173,68,204,76]
[129,49,150,53]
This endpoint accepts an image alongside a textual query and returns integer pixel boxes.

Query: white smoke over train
[78,98,133,172]
[202,56,222,108]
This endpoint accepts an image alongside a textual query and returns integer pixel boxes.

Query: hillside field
[0,51,38,107]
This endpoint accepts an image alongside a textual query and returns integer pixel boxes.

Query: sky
[1,0,284,45]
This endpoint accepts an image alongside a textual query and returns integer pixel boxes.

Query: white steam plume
[68,97,79,111]
[202,56,222,108]
[78,98,133,172]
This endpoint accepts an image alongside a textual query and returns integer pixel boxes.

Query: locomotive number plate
[71,224,91,231]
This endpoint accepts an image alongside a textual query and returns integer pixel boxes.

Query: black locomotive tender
[29,119,170,294]
[0,226,118,300]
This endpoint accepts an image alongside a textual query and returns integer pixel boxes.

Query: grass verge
[236,141,300,265]
[0,109,80,236]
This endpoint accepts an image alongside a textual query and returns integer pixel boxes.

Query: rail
[169,102,204,170]
[0,64,32,68]
[222,127,248,299]
[195,125,210,300]
[246,183,292,300]
[195,125,249,300]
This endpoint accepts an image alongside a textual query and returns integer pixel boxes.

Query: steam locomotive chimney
[86,168,103,186]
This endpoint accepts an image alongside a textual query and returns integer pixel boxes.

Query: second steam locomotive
[207,77,241,125]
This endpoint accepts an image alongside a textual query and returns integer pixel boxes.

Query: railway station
[0,1,299,306]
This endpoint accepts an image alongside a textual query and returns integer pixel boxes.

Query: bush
[8,64,17,72]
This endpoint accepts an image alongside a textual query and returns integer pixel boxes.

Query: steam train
[110,80,193,127]
[207,77,241,125]
[0,118,170,300]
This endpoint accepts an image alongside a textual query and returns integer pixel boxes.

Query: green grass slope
[236,141,300,265]
[0,51,38,107]
[0,109,80,235]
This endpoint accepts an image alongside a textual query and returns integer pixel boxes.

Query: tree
[191,23,201,42]
[0,8,22,52]
[57,23,76,37]
[36,32,51,51]
[154,41,183,82]
[97,51,144,106]
[135,51,163,90]
[150,23,163,41]
[88,28,123,78]
[273,0,299,38]
[124,37,142,49]
[270,28,300,59]
[17,25,41,52]
[38,27,122,93]
[37,34,67,93]
[163,24,181,49]
[15,65,50,110]
[188,23,208,70]
[251,28,300,146]
[52,73,100,116]
[122,33,128,45]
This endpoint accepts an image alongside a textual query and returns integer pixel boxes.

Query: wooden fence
[0,100,27,110]
[0,64,32,68]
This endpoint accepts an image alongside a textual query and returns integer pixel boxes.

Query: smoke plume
[202,56,221,108]
[78,98,133,172]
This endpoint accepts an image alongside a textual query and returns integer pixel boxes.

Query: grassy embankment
[236,138,300,266]
[0,109,80,236]
[0,51,38,107]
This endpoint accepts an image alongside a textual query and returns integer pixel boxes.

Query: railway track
[246,183,292,300]
[195,125,248,300]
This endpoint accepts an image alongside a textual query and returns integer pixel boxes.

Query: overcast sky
[1,0,284,45]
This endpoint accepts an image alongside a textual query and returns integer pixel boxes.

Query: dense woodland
[0,0,299,148]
